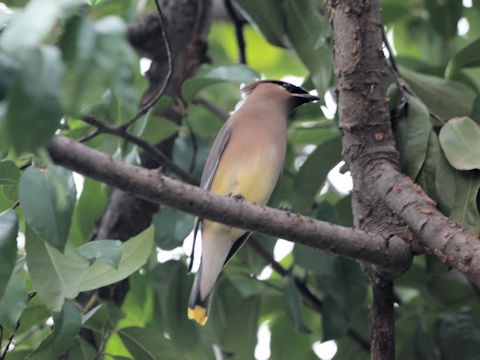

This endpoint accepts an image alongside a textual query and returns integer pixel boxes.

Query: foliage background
[0,0,480,359]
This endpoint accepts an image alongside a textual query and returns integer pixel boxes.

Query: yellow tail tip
[188,305,208,325]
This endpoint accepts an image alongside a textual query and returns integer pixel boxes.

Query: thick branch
[375,162,480,286]
[325,1,406,358]
[48,135,411,271]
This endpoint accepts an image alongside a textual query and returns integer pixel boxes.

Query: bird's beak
[294,93,320,102]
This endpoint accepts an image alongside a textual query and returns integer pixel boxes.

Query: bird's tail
[187,262,213,326]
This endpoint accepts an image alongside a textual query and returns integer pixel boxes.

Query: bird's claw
[279,204,293,213]
[233,193,245,201]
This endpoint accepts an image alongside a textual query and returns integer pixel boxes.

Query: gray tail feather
[188,262,213,314]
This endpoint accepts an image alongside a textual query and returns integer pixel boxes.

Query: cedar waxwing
[187,80,319,325]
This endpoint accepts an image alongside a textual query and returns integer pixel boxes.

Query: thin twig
[80,0,174,145]
[224,0,247,64]
[193,96,229,122]
[19,162,31,171]
[81,115,198,185]
[0,334,13,360]
[184,119,198,174]
[381,27,446,125]
[248,237,370,351]
[119,0,173,130]
[79,129,101,143]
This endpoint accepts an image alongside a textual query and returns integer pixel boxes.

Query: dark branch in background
[79,0,174,143]
[81,115,198,185]
[248,238,371,352]
[224,0,247,64]
[184,119,198,173]
[193,96,230,121]
[121,0,173,129]
[381,27,446,125]
[48,135,413,273]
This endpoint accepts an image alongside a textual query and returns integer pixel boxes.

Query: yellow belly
[204,147,280,236]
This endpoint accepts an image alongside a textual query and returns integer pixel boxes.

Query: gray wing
[199,123,232,190]
[188,123,232,272]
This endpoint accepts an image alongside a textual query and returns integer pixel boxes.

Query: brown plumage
[188,80,319,325]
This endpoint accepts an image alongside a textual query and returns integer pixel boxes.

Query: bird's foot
[227,192,245,201]
[233,193,245,201]
[278,204,293,213]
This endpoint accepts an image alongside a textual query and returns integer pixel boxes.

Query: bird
[187,80,319,325]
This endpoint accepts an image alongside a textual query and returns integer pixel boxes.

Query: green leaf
[0,160,20,202]
[5,46,63,154]
[293,243,335,274]
[270,315,318,360]
[17,301,50,336]
[400,66,476,118]
[414,324,441,360]
[77,240,123,269]
[283,271,310,333]
[283,0,332,96]
[416,132,443,203]
[181,64,259,102]
[446,39,480,77]
[381,3,409,24]
[25,225,89,311]
[79,226,154,291]
[72,177,108,244]
[60,15,137,118]
[322,295,348,340]
[233,0,287,47]
[28,301,82,360]
[439,117,480,170]
[448,171,480,233]
[150,261,198,351]
[118,326,187,360]
[435,148,457,214]
[435,308,480,359]
[322,257,368,311]
[293,136,342,213]
[68,338,98,360]
[0,272,28,332]
[0,160,19,185]
[211,277,260,360]
[425,0,463,40]
[20,166,77,252]
[0,209,18,299]
[394,97,431,180]
[0,0,82,53]
[0,53,18,101]
[471,95,480,125]
[153,208,194,250]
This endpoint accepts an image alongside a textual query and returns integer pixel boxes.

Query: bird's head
[241,79,319,111]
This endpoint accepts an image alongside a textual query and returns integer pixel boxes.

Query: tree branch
[48,135,412,272]
[325,1,408,358]
[374,162,480,286]
[249,238,371,351]
[81,115,198,185]
[224,0,247,64]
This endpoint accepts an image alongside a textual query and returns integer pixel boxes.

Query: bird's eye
[282,83,295,92]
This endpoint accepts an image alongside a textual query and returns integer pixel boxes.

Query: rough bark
[325,1,408,358]
[49,135,413,272]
